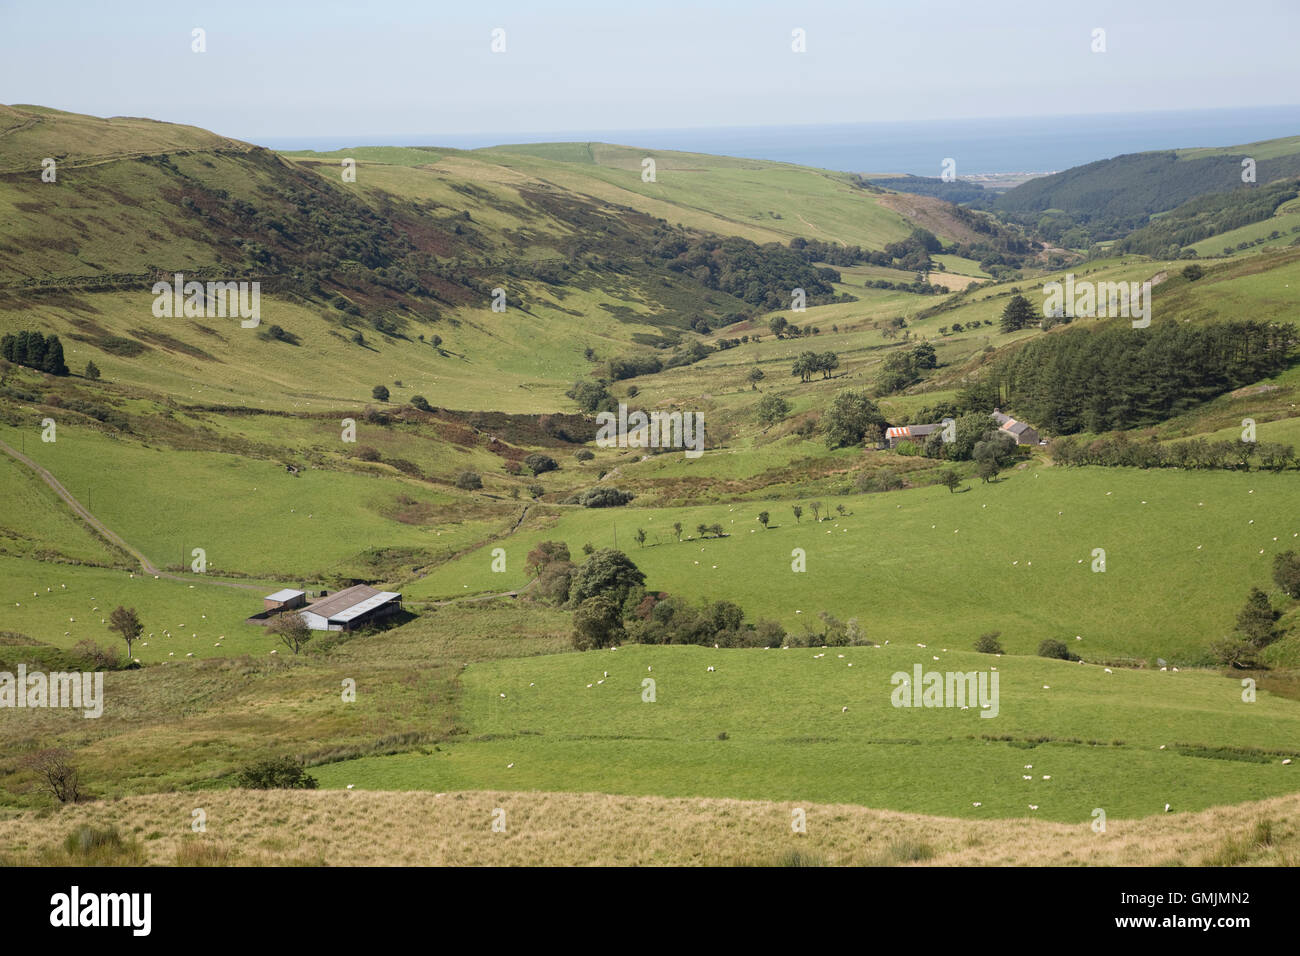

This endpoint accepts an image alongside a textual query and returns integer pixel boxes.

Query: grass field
[405,464,1300,663]
[312,641,1300,821]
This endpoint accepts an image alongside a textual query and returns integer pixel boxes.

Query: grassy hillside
[2,788,1296,866]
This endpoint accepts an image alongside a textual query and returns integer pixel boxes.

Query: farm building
[263,588,306,613]
[298,585,403,632]
[885,423,941,449]
[992,409,1040,445]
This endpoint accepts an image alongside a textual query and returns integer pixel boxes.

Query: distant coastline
[255,104,1300,177]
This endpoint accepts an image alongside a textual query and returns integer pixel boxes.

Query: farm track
[0,435,263,593]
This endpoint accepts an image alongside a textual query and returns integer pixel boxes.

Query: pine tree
[85,360,101,381]
[1000,294,1036,333]
[41,335,69,376]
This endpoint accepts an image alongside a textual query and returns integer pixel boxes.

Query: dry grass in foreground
[0,789,1296,866]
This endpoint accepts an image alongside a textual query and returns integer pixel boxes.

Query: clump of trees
[876,342,937,394]
[0,331,69,375]
[994,321,1296,434]
[791,350,839,383]
[1052,434,1295,471]
[820,389,887,449]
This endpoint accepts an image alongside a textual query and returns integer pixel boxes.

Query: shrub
[371,385,389,402]
[58,825,143,865]
[974,631,1004,654]
[353,446,381,462]
[455,471,483,490]
[72,639,122,670]
[524,453,559,476]
[234,756,318,790]
[1037,638,1077,661]
[503,459,522,475]
[574,448,595,461]
[1209,637,1257,668]
[575,487,634,508]
[410,395,433,412]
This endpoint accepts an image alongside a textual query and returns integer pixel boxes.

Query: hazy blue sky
[2,0,1296,142]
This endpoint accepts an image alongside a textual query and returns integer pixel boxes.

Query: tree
[976,459,999,483]
[634,528,647,548]
[672,521,683,541]
[371,384,390,402]
[1236,587,1279,647]
[526,540,570,576]
[756,393,791,426]
[84,360,101,381]
[572,595,625,650]
[569,549,645,607]
[1182,264,1204,281]
[792,505,803,523]
[769,315,788,337]
[940,469,962,493]
[21,748,82,803]
[974,632,1004,654]
[748,367,765,389]
[821,389,886,449]
[269,612,313,655]
[809,501,823,522]
[410,395,432,412]
[758,511,770,529]
[108,606,143,658]
[1000,294,1036,332]
[455,471,483,490]
[696,523,710,538]
[1273,551,1300,599]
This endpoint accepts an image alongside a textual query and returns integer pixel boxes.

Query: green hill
[994,134,1300,245]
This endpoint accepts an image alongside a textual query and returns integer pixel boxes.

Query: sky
[1,0,1297,143]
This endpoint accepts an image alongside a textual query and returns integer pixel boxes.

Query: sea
[256,105,1300,177]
